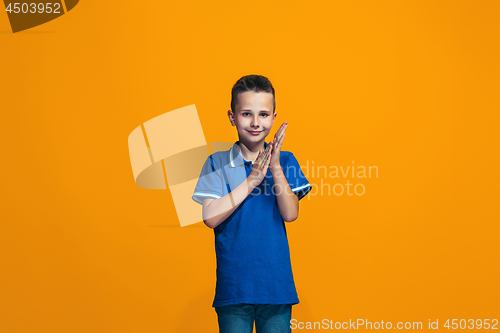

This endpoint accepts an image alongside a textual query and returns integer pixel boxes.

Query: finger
[258,149,267,166]
[264,144,273,168]
[263,145,270,159]
[266,141,273,154]
[280,122,288,136]
[261,146,269,163]
[277,133,286,151]
[280,121,287,133]
[274,123,285,141]
[254,149,262,164]
[280,122,288,139]
[259,146,270,167]
[276,131,284,147]
[279,122,287,137]
[276,122,287,142]
[281,123,288,139]
[273,134,283,153]
[267,143,274,160]
[262,144,272,167]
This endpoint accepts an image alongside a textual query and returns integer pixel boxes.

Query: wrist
[270,165,283,175]
[246,176,259,192]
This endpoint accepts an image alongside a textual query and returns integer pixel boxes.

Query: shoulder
[213,146,232,162]
[204,148,231,169]
[280,150,293,159]
[280,150,296,164]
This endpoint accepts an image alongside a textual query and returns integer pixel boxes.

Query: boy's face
[228,91,276,144]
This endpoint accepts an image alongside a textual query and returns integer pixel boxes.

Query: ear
[272,112,277,125]
[227,110,235,126]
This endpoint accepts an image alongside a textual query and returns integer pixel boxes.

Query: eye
[243,112,251,116]
[260,113,269,117]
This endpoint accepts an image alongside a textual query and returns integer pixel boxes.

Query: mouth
[247,130,263,135]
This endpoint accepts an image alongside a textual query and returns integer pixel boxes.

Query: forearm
[203,179,257,229]
[270,166,299,222]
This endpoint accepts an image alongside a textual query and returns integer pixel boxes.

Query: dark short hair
[230,74,276,113]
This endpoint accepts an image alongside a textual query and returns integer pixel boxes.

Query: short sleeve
[284,153,312,201]
[192,155,224,204]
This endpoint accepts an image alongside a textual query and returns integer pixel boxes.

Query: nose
[250,115,260,129]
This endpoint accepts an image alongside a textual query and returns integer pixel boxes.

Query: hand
[269,121,288,171]
[248,142,273,188]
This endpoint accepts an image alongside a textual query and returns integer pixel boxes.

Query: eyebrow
[240,109,271,113]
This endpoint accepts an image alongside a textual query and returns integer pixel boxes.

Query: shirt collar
[229,141,269,168]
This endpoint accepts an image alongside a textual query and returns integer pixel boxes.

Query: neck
[237,140,266,162]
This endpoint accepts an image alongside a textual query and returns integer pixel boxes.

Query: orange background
[1,1,499,332]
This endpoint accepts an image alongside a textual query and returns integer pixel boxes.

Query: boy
[192,75,312,333]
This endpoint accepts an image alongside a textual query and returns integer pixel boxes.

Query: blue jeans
[215,303,292,333]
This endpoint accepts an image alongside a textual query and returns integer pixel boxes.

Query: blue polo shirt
[192,141,312,307]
